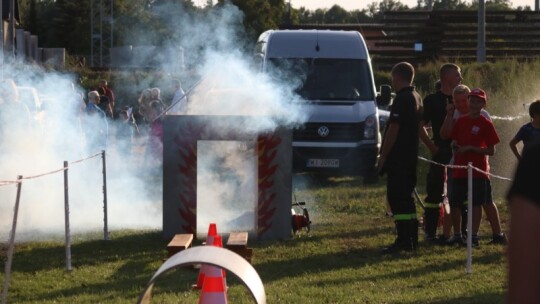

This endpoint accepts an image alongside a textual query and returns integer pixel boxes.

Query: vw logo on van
[317,126,330,137]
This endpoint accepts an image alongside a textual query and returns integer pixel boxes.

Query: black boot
[409,219,419,250]
[424,208,440,242]
[382,221,414,254]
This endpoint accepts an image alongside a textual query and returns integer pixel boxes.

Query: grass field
[1,170,509,303]
[4,59,534,303]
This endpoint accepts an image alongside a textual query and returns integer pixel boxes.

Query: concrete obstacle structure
[163,115,293,241]
[137,246,266,304]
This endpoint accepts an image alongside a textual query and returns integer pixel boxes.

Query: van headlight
[364,114,377,139]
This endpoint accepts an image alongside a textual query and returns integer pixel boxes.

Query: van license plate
[306,159,339,168]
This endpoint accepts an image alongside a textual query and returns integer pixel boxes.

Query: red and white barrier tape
[491,113,528,121]
[0,181,21,186]
[70,152,102,165]
[0,152,103,187]
[418,156,512,181]
[22,167,67,180]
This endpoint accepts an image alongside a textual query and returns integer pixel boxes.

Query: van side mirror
[377,85,392,107]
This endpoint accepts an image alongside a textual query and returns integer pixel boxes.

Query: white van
[256,29,390,181]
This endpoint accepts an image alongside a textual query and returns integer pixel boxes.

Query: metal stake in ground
[64,161,72,272]
[102,150,109,240]
[466,162,473,274]
[1,176,23,304]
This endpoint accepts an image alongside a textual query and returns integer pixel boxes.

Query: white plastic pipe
[138,246,265,304]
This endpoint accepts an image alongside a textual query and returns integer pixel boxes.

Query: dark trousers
[387,164,417,219]
[423,146,452,237]
[425,146,452,204]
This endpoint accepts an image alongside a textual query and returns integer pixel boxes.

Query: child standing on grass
[448,88,500,247]
[509,100,540,160]
[440,85,506,245]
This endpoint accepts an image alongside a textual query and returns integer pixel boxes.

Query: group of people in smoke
[85,78,188,167]
[0,76,188,169]
[378,62,540,302]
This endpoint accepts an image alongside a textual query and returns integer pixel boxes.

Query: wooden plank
[166,234,193,257]
[226,232,252,263]
[226,232,248,248]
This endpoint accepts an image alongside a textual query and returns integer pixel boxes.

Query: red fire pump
[291,197,311,234]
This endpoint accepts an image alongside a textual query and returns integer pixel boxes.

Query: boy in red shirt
[448,88,500,247]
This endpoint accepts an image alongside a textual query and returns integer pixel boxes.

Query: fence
[418,154,512,274]
[367,10,540,69]
[1,150,108,304]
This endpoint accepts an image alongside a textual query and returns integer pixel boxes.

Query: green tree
[324,5,349,24]
[217,0,286,39]
[431,0,470,10]
[367,0,409,21]
[470,0,513,10]
[18,0,91,55]
[348,9,373,23]
[27,0,37,33]
[294,5,372,24]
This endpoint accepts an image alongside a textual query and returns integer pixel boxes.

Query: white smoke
[0,63,163,242]
[196,140,257,236]
[173,5,306,236]
[1,2,307,242]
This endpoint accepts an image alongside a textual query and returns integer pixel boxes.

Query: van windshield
[267,58,374,101]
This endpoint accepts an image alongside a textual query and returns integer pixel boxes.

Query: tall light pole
[90,0,113,67]
[287,0,291,24]
[477,0,486,63]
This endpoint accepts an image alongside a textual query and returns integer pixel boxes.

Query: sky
[289,0,535,11]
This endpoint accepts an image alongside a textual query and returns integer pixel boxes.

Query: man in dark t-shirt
[419,63,462,243]
[379,62,423,254]
[507,141,540,303]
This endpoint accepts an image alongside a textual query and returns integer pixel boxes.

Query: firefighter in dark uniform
[419,63,462,243]
[378,62,423,253]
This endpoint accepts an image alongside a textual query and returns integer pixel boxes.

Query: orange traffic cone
[198,257,228,304]
[206,223,218,246]
[211,235,227,288]
[194,223,219,289]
